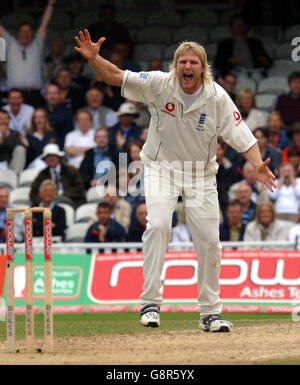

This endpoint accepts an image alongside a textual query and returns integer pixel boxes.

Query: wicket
[6,207,53,353]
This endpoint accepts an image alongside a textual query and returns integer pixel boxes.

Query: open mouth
[183,74,194,80]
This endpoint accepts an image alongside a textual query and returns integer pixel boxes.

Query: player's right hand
[74,29,105,61]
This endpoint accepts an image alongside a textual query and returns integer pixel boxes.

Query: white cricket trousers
[140,163,223,316]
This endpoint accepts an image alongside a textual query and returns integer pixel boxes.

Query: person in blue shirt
[84,202,126,243]
[236,183,257,226]
[253,127,281,176]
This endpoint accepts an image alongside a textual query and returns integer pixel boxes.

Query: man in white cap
[30,143,86,208]
[109,102,142,152]
[75,30,276,332]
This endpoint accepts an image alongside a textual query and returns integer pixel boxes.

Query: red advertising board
[0,254,6,297]
[88,250,300,304]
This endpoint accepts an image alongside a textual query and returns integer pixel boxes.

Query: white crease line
[251,350,300,361]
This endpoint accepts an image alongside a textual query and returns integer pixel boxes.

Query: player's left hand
[255,158,277,192]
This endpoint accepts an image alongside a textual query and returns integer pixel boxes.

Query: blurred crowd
[0,1,300,245]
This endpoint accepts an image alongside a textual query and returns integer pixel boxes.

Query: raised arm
[75,29,124,87]
[243,143,277,192]
[37,0,56,39]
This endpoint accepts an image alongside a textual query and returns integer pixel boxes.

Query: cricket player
[75,30,276,332]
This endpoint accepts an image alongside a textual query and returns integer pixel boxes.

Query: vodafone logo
[233,111,243,126]
[24,218,33,261]
[44,218,52,261]
[6,218,14,261]
[165,102,175,112]
[161,102,176,117]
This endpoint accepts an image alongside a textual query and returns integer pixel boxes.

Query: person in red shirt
[282,122,300,163]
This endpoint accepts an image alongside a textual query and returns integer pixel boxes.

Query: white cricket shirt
[121,70,257,176]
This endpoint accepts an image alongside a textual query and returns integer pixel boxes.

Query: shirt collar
[169,75,216,111]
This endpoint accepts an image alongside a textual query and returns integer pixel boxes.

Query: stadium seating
[18,169,40,187]
[183,10,218,27]
[9,187,31,205]
[0,170,18,191]
[75,203,97,223]
[86,186,105,203]
[57,203,75,228]
[275,43,294,60]
[147,11,182,28]
[134,44,164,62]
[208,26,231,43]
[284,25,300,41]
[268,59,300,77]
[249,25,282,42]
[235,77,257,93]
[255,94,278,112]
[135,27,173,45]
[173,26,209,44]
[65,223,90,242]
[257,76,289,94]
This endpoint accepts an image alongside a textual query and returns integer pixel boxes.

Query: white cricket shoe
[200,314,232,332]
[139,304,160,327]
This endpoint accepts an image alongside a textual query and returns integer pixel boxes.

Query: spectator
[0,109,26,173]
[86,87,118,129]
[236,89,268,131]
[112,42,141,72]
[214,14,272,76]
[171,213,192,242]
[244,201,294,241]
[91,73,124,111]
[67,53,91,94]
[140,126,149,144]
[0,0,56,106]
[84,202,127,243]
[64,109,96,168]
[281,122,300,163]
[88,4,131,53]
[287,147,300,178]
[30,143,86,208]
[127,140,143,174]
[32,179,66,238]
[118,167,145,210]
[80,128,118,189]
[268,163,300,223]
[125,98,151,128]
[110,103,142,152]
[24,108,56,168]
[43,84,73,149]
[267,111,293,151]
[44,36,68,82]
[148,59,163,71]
[216,140,240,216]
[102,184,132,233]
[3,89,34,136]
[0,187,23,243]
[219,201,246,241]
[228,161,261,203]
[222,73,237,102]
[0,63,8,107]
[253,127,281,175]
[54,68,85,113]
[288,219,300,245]
[128,202,148,242]
[236,183,257,225]
[275,71,300,127]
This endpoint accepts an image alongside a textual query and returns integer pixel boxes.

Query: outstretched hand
[256,158,277,192]
[74,29,105,61]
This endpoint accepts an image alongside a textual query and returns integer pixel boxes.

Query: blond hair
[169,41,213,83]
[255,201,276,223]
[236,88,256,109]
